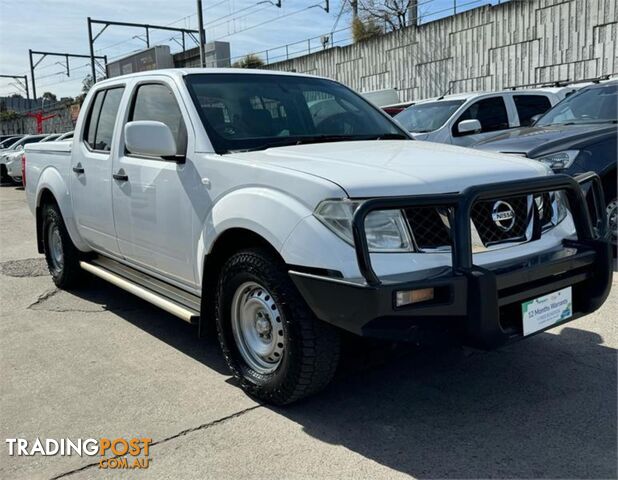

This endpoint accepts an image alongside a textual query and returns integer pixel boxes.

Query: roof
[96,67,327,87]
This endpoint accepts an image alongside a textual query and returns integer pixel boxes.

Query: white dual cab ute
[25,69,612,404]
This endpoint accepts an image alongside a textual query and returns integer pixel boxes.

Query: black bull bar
[291,172,612,349]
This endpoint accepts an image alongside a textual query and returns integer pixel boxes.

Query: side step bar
[79,260,200,324]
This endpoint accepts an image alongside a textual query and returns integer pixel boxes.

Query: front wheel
[42,203,83,288]
[215,248,340,405]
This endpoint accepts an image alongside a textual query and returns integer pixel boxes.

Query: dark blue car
[475,81,617,244]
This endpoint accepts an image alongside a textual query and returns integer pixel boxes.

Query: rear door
[111,79,196,287]
[70,86,125,255]
[512,94,553,127]
[450,96,511,146]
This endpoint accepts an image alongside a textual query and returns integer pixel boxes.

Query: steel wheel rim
[230,281,285,374]
[47,223,64,273]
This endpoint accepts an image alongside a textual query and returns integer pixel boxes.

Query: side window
[129,84,187,156]
[513,95,552,126]
[83,87,125,152]
[453,97,509,136]
[84,90,104,149]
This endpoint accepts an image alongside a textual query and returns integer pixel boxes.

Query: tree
[232,54,265,69]
[0,111,18,121]
[75,74,95,105]
[352,16,383,42]
[350,0,416,31]
[9,93,23,99]
[42,91,57,102]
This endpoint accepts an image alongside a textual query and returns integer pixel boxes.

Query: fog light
[395,288,435,307]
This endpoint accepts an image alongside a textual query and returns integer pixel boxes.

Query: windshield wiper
[293,133,408,145]
[226,133,409,153]
[225,133,410,153]
[550,120,617,126]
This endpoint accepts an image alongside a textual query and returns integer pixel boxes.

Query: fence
[263,0,617,101]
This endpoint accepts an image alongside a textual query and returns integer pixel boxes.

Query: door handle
[72,164,84,174]
[112,170,128,182]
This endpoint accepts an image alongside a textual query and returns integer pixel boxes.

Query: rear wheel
[215,248,340,405]
[42,203,83,288]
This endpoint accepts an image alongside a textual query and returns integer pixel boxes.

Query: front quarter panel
[567,134,617,178]
[196,187,315,283]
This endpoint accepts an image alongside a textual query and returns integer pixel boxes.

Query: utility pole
[350,0,358,19]
[0,74,29,100]
[409,0,419,25]
[196,0,206,67]
[29,50,36,100]
[87,17,97,82]
[28,50,106,100]
[86,18,199,77]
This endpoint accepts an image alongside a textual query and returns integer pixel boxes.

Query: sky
[0,0,501,99]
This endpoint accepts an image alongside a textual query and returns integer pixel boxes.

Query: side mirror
[529,114,542,126]
[124,121,178,159]
[457,119,482,135]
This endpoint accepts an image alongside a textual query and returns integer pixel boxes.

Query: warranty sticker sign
[522,286,573,336]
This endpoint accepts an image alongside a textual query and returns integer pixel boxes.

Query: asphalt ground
[0,184,616,479]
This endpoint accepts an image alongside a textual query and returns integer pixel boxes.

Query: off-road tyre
[215,248,340,405]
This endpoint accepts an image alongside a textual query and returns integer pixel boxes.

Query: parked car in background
[24,69,612,404]
[361,88,400,107]
[0,136,23,150]
[0,134,47,183]
[394,88,575,146]
[56,131,74,141]
[382,101,414,117]
[41,133,62,142]
[475,81,618,244]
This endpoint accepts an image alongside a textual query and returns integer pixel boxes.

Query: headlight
[314,200,414,252]
[536,150,579,171]
[535,191,569,228]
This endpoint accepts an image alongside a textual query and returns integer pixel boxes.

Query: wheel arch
[199,227,285,335]
[35,168,89,253]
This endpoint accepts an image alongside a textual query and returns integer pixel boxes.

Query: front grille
[471,195,529,245]
[404,206,451,249]
[405,194,556,251]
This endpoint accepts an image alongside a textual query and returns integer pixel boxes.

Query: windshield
[0,137,20,149]
[185,73,407,153]
[536,83,618,126]
[394,100,465,133]
[13,136,44,149]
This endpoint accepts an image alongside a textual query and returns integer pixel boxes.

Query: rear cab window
[453,96,509,136]
[513,95,552,126]
[83,87,125,152]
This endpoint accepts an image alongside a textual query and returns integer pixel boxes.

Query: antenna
[437,82,454,100]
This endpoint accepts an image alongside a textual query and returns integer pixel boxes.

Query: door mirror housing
[457,119,482,135]
[529,114,542,126]
[124,121,179,160]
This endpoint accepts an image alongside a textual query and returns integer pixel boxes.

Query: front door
[111,80,196,287]
[70,86,125,255]
[450,96,511,147]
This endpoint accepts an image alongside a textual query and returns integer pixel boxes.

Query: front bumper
[290,173,613,349]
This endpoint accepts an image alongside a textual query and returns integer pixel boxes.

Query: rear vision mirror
[530,114,542,126]
[457,119,482,135]
[124,121,180,160]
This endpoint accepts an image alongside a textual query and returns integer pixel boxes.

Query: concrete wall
[0,102,75,136]
[265,0,618,101]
